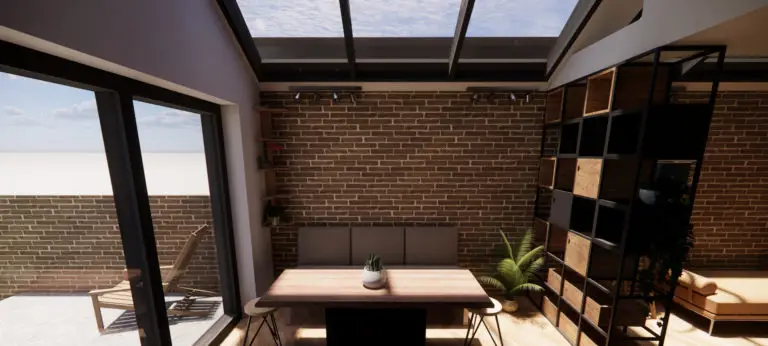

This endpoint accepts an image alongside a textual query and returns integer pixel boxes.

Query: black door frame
[1,40,242,345]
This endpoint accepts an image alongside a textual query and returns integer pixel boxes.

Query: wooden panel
[539,157,556,188]
[564,231,590,276]
[563,85,587,121]
[584,297,648,327]
[562,279,583,310]
[549,190,573,230]
[584,68,615,116]
[257,269,491,308]
[574,158,602,199]
[542,296,558,324]
[547,223,567,253]
[534,218,549,247]
[554,158,577,191]
[558,312,579,344]
[545,89,564,124]
[612,65,671,111]
[580,332,600,346]
[546,268,562,294]
[600,158,639,202]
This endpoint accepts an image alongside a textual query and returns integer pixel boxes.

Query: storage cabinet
[533,46,724,346]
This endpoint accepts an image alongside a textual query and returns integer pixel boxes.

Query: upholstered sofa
[673,269,768,334]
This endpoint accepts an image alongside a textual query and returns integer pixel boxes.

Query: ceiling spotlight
[350,93,357,104]
[332,92,340,104]
[525,93,531,103]
[312,93,319,103]
[471,93,480,104]
[509,93,517,102]
[293,92,301,102]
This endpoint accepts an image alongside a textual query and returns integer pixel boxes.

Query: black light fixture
[293,92,301,102]
[288,86,362,105]
[350,93,357,104]
[465,87,536,104]
[471,93,481,104]
[509,93,517,102]
[332,92,340,104]
[312,93,319,103]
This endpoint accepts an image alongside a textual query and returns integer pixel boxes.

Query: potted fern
[478,228,545,312]
[362,253,387,289]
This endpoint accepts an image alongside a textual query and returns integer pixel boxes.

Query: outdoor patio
[0,293,223,346]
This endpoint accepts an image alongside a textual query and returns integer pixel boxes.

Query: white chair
[242,297,282,346]
[464,297,504,346]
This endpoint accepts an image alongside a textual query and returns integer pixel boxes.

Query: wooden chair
[88,224,217,333]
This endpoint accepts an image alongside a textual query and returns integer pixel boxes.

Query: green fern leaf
[515,229,535,263]
[512,282,544,294]
[517,245,544,270]
[477,276,506,291]
[498,228,516,260]
[498,258,525,289]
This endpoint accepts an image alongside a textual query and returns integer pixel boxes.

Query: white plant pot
[362,269,387,289]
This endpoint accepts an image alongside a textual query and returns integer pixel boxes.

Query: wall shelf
[545,88,564,124]
[583,68,615,116]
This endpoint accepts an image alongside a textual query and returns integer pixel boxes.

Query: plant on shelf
[477,228,544,313]
[362,253,386,289]
[261,199,286,226]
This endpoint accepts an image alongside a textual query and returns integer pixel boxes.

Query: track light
[312,93,319,103]
[332,92,340,104]
[471,93,480,104]
[525,93,531,103]
[293,92,301,102]
[509,93,517,102]
[350,93,357,104]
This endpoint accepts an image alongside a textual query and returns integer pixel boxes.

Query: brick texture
[261,91,545,275]
[675,91,768,269]
[0,195,220,299]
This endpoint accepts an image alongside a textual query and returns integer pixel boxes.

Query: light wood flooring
[219,297,768,346]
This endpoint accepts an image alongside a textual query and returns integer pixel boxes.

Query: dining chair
[242,297,282,346]
[464,297,504,346]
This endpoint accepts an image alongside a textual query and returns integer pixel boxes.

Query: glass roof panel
[350,0,462,37]
[466,0,578,37]
[237,0,344,37]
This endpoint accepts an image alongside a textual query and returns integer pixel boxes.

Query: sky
[238,0,578,37]
[0,72,204,153]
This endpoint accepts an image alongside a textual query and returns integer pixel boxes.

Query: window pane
[351,0,461,37]
[0,72,139,344]
[133,101,223,346]
[466,0,578,37]
[238,0,344,37]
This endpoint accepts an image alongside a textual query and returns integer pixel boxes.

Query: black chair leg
[463,313,475,346]
[241,316,252,346]
[248,317,268,346]
[481,319,498,346]
[495,314,504,346]
[467,315,483,346]
[270,312,283,346]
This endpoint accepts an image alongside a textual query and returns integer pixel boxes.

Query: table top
[257,268,492,308]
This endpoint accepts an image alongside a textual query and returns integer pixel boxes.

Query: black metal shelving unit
[530,46,727,346]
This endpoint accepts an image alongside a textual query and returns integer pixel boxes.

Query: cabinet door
[574,158,602,199]
[549,190,572,229]
[564,231,590,276]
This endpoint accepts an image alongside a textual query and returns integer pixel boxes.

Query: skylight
[466,0,579,37]
[350,0,461,37]
[236,0,577,38]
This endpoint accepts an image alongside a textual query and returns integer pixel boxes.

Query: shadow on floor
[673,307,768,338]
[290,338,481,346]
[104,300,221,334]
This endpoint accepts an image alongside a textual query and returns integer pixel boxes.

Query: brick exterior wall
[675,91,768,269]
[0,195,219,299]
[261,91,545,274]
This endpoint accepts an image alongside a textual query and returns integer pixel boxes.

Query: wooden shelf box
[554,158,577,192]
[562,271,586,310]
[547,223,568,255]
[558,311,580,345]
[542,296,558,324]
[612,65,670,111]
[563,85,587,122]
[573,158,602,199]
[573,158,640,203]
[569,196,596,236]
[584,286,648,328]
[584,68,616,116]
[564,231,591,276]
[594,204,626,245]
[546,268,563,294]
[534,218,549,247]
[579,116,608,157]
[539,158,556,188]
[545,89,564,124]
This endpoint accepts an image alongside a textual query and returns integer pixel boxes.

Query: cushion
[678,269,718,296]
[298,227,350,265]
[675,270,768,315]
[404,227,458,265]
[351,227,404,265]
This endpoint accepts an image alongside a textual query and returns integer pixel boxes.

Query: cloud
[136,109,200,129]
[3,106,25,116]
[236,0,577,37]
[52,100,98,121]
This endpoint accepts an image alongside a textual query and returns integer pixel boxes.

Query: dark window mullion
[95,91,170,346]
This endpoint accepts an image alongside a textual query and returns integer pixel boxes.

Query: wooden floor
[219,298,768,346]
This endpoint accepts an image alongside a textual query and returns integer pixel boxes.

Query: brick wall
[676,91,768,269]
[0,195,219,299]
[261,91,545,274]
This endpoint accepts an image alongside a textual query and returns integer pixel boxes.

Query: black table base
[325,308,427,346]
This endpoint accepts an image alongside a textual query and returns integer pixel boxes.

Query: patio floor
[0,293,223,346]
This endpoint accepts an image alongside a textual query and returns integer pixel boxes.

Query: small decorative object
[638,188,659,205]
[362,253,386,289]
[262,199,286,226]
[267,142,283,151]
[477,228,544,313]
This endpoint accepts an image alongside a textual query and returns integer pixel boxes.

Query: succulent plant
[364,253,383,272]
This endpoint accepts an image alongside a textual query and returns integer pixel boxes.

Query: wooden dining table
[257,268,492,345]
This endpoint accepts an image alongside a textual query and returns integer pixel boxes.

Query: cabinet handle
[577,166,580,172]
